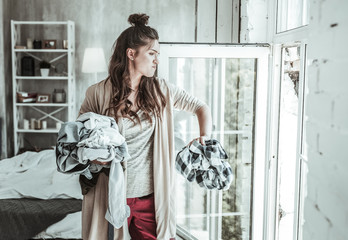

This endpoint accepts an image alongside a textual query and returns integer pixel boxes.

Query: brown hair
[107,13,166,124]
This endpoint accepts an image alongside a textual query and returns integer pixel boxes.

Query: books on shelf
[17,92,37,103]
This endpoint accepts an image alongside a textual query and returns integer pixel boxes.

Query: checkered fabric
[175,139,233,190]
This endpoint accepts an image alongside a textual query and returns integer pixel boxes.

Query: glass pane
[221,215,251,239]
[300,45,308,158]
[277,0,309,33]
[170,57,256,239]
[297,158,308,239]
[222,134,253,240]
[277,46,301,240]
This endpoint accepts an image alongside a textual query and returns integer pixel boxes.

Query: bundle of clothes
[175,139,233,191]
[56,112,130,229]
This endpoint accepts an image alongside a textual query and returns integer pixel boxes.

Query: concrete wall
[1,0,240,157]
[1,0,11,159]
[240,0,268,43]
[303,0,348,239]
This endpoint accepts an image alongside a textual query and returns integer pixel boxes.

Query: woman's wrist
[200,134,210,138]
[198,135,210,145]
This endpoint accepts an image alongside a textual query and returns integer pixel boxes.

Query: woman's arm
[164,79,213,145]
[193,104,213,145]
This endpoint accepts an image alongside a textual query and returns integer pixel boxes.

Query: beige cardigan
[79,78,207,240]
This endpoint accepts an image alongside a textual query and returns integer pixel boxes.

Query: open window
[158,44,269,239]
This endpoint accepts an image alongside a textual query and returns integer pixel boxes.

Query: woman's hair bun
[128,13,149,27]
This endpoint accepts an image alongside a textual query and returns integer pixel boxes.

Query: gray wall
[303,0,348,239]
[2,0,253,157]
[1,0,11,159]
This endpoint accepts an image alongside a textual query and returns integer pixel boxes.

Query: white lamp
[82,47,107,82]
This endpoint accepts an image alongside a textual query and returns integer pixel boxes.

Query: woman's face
[132,40,160,77]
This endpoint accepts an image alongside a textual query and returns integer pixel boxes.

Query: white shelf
[14,49,69,53]
[16,103,68,107]
[13,21,70,25]
[16,76,68,80]
[17,128,59,133]
[11,20,75,154]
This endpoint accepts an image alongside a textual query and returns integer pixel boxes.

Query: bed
[0,149,83,239]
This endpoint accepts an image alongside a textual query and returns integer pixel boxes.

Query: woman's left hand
[188,135,210,146]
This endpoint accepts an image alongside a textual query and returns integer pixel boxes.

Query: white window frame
[274,0,309,34]
[264,0,309,239]
[158,43,270,239]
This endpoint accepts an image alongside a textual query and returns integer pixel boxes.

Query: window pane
[221,215,251,239]
[297,158,308,239]
[300,45,308,159]
[277,0,309,33]
[277,46,301,240]
[222,134,253,239]
[170,57,256,239]
[176,180,209,239]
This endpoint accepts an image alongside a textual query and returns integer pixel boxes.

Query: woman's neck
[128,64,142,91]
[130,81,140,91]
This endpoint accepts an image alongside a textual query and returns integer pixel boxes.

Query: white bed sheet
[0,149,82,199]
[34,211,82,239]
[0,149,83,238]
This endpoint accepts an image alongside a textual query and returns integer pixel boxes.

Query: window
[276,0,309,33]
[172,57,256,239]
[265,41,308,240]
[276,46,301,240]
[159,44,269,239]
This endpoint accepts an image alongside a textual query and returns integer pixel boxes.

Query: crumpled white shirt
[76,112,131,229]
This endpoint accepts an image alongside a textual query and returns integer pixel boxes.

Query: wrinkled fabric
[0,149,82,200]
[77,111,119,130]
[77,128,125,148]
[175,139,233,190]
[56,112,131,229]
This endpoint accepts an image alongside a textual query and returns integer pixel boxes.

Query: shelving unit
[11,20,75,154]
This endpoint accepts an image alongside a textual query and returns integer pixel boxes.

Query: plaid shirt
[175,139,233,190]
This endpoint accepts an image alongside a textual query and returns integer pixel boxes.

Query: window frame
[264,0,309,238]
[158,43,270,239]
[275,0,309,34]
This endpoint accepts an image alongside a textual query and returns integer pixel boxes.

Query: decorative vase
[40,68,49,77]
[52,89,66,103]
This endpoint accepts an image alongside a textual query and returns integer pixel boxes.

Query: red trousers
[127,193,157,240]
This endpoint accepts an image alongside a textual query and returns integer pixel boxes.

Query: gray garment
[56,122,91,175]
[123,111,155,198]
[56,112,131,229]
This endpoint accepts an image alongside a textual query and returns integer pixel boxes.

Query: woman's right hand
[91,160,109,165]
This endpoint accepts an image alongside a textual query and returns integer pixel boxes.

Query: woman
[79,13,212,240]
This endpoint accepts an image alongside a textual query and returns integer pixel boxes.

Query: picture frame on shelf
[36,94,50,103]
[43,40,57,49]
